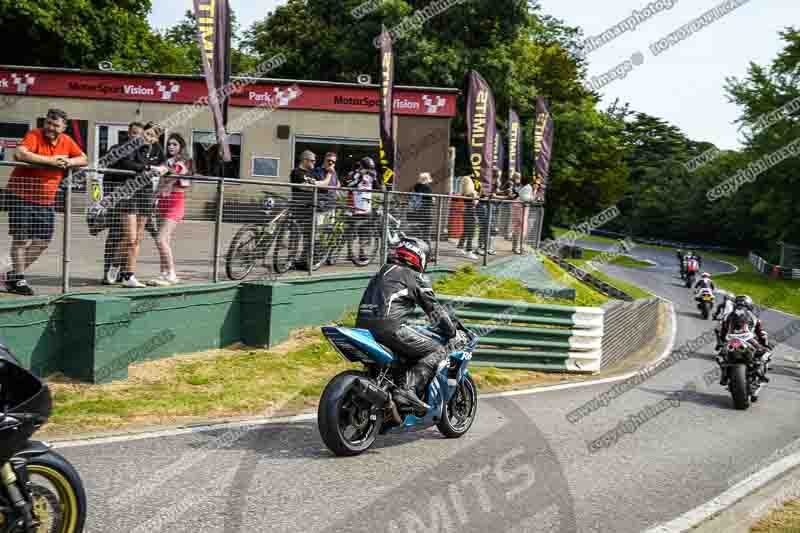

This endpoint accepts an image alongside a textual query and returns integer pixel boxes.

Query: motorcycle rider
[718,295,771,385]
[713,289,736,322]
[694,272,716,291]
[355,237,458,410]
[677,249,685,278]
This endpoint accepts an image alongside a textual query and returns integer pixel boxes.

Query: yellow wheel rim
[26,464,80,533]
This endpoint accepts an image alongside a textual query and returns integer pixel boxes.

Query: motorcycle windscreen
[0,343,52,464]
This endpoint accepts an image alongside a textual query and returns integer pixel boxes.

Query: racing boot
[393,366,432,412]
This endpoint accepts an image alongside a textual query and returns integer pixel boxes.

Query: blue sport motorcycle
[318,316,479,456]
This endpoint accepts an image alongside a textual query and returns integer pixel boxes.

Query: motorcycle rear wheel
[437,374,478,438]
[318,371,382,456]
[24,451,87,533]
[729,364,750,410]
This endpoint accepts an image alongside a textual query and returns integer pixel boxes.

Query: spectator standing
[290,150,322,269]
[5,108,87,295]
[342,157,382,262]
[113,122,169,288]
[477,177,498,257]
[148,133,192,286]
[456,175,478,260]
[103,121,144,285]
[411,172,434,245]
[512,175,533,254]
[311,152,339,214]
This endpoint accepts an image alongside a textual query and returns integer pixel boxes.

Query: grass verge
[577,248,653,268]
[433,264,606,307]
[751,499,800,532]
[705,252,800,316]
[555,255,654,301]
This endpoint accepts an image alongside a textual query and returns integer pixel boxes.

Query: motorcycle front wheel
[437,374,478,438]
[24,451,88,532]
[729,363,750,410]
[318,371,382,456]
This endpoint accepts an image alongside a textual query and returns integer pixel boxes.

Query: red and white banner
[0,68,457,118]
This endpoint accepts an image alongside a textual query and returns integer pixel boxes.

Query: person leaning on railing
[101,121,144,286]
[4,108,87,295]
[109,122,169,288]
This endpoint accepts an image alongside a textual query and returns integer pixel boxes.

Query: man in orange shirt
[5,108,87,295]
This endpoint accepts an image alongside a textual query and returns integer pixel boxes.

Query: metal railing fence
[0,161,545,295]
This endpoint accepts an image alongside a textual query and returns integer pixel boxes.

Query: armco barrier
[750,252,800,280]
[547,254,634,301]
[417,295,605,373]
[600,298,662,368]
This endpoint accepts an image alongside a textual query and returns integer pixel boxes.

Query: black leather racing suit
[356,262,457,398]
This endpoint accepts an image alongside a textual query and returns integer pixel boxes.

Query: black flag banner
[466,71,496,193]
[194,0,232,162]
[378,26,396,187]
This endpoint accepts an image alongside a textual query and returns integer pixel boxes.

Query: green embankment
[46,263,607,437]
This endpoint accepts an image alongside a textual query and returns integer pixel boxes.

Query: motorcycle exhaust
[352,377,389,407]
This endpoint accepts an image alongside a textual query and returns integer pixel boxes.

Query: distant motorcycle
[695,288,715,320]
[716,330,772,410]
[317,314,479,456]
[685,258,699,288]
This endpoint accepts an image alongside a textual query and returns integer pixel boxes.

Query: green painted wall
[0,268,453,384]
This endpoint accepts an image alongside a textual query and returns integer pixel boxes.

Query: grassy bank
[751,499,800,532]
[433,264,608,307]
[706,252,800,316]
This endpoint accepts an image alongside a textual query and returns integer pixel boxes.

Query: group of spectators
[101,121,192,289]
[456,170,534,259]
[3,109,537,294]
[3,109,190,295]
[290,150,382,268]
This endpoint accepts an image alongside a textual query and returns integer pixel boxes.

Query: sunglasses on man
[326,159,336,165]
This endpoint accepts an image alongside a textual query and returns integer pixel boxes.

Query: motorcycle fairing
[321,327,396,365]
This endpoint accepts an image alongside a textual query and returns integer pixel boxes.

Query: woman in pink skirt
[149,133,191,286]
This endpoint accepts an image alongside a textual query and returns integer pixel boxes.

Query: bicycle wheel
[225,224,262,280]
[273,220,300,274]
[311,228,334,271]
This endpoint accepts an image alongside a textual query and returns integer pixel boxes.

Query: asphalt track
[53,242,800,533]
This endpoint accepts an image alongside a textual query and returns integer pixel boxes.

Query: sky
[148,0,798,150]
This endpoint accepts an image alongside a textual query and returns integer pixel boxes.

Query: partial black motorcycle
[716,330,772,410]
[0,342,87,532]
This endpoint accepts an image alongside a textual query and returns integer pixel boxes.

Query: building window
[0,122,29,161]
[192,130,242,179]
[252,157,280,178]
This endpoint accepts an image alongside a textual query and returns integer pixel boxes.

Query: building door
[91,123,130,201]
[293,136,379,180]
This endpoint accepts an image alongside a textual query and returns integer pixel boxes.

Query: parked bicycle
[225,193,301,280]
[311,210,380,270]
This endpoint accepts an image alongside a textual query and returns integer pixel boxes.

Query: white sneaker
[165,273,181,284]
[147,275,172,287]
[123,275,146,288]
[465,252,479,260]
[105,266,120,285]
